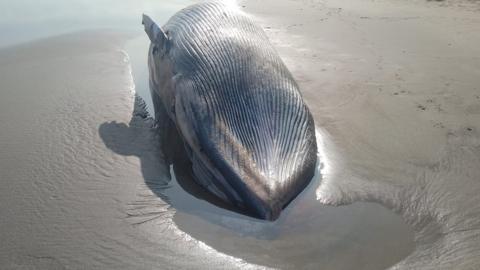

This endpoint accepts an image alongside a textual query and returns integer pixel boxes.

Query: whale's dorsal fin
[142,14,168,46]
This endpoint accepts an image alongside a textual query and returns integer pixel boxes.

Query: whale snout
[196,134,317,221]
[144,2,318,220]
[251,199,282,221]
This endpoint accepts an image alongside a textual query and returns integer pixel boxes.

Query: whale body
[143,2,317,220]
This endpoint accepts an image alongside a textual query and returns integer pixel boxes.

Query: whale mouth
[180,133,316,221]
[181,141,283,220]
[169,100,318,221]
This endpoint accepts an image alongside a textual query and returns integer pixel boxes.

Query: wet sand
[0,0,479,269]
[240,0,480,268]
[0,31,413,269]
[0,31,263,270]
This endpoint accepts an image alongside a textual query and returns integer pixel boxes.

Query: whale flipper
[142,14,168,46]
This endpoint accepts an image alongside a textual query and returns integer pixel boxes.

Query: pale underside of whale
[144,2,317,220]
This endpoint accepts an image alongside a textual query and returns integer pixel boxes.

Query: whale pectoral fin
[142,14,168,46]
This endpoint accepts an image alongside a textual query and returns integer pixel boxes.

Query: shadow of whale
[99,95,255,220]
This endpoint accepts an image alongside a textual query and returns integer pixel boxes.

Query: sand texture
[241,0,480,268]
[0,0,479,269]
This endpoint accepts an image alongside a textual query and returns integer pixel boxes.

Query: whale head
[143,11,317,221]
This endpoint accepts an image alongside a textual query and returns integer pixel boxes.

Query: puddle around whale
[113,35,416,269]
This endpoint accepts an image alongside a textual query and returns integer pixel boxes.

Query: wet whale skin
[144,2,317,220]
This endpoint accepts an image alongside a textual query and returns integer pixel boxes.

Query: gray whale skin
[143,2,317,221]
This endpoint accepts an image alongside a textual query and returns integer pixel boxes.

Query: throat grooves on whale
[146,2,317,220]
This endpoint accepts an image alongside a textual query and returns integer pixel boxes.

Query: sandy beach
[241,0,480,268]
[1,0,479,269]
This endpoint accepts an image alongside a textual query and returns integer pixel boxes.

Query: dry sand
[0,0,479,269]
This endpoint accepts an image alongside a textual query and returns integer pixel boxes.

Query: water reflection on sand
[99,85,414,269]
[4,0,479,269]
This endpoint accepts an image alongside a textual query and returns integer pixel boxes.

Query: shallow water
[0,0,192,48]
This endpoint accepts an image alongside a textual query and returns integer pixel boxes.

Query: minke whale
[143,2,317,220]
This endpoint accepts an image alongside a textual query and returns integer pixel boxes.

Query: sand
[0,31,268,270]
[0,0,479,269]
[240,0,480,268]
[0,32,413,270]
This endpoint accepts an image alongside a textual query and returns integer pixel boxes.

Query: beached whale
[143,2,317,220]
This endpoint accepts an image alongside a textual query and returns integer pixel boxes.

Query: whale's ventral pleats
[145,2,317,220]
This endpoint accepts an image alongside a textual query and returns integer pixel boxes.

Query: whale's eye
[152,45,158,55]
